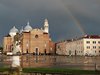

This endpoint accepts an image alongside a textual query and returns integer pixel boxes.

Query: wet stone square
[0,55,100,70]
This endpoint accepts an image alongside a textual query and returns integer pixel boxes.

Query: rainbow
[60,0,86,36]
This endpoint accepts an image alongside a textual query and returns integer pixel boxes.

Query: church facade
[3,19,55,55]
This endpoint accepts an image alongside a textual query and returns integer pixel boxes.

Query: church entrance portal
[44,49,46,55]
[35,48,39,55]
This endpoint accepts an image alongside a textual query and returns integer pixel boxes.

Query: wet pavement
[0,55,100,70]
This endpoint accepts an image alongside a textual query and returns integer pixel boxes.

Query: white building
[56,35,100,56]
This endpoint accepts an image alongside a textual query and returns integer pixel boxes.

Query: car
[6,52,13,56]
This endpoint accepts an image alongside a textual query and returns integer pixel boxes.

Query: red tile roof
[83,35,100,39]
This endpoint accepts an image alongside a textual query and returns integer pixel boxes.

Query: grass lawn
[0,67,9,72]
[22,68,100,74]
[0,67,100,74]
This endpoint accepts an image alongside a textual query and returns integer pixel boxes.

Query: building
[56,35,100,56]
[55,41,67,55]
[3,19,55,55]
[3,26,18,53]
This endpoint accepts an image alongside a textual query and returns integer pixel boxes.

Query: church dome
[9,26,18,37]
[9,26,18,33]
[24,21,32,32]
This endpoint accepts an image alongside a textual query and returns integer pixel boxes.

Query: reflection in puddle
[12,56,20,67]
[0,55,100,70]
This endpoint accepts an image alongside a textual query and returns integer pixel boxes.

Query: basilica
[3,19,55,55]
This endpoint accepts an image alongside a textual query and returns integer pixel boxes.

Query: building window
[98,41,100,44]
[6,45,7,50]
[35,35,38,38]
[57,46,60,49]
[87,46,90,49]
[86,41,90,44]
[93,41,96,44]
[99,46,100,49]
[93,46,96,49]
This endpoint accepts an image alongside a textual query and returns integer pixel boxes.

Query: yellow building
[3,19,55,55]
[56,35,100,56]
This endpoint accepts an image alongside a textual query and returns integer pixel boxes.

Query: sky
[0,0,100,43]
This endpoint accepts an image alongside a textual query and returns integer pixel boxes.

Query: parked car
[6,52,13,56]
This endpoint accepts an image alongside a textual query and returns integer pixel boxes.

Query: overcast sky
[0,0,100,43]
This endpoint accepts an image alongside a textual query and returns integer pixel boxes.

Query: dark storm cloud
[0,0,100,43]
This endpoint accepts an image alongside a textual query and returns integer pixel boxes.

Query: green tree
[0,46,3,53]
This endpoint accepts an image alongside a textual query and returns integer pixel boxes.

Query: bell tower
[44,19,49,33]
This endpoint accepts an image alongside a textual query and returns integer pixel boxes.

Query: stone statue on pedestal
[9,32,22,75]
[12,41,21,55]
[12,41,21,67]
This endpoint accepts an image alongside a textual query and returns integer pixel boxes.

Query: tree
[0,46,3,52]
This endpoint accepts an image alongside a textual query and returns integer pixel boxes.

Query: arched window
[35,35,38,38]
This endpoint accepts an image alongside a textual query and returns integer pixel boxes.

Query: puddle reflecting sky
[0,55,100,70]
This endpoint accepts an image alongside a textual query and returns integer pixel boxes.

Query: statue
[12,41,21,55]
[8,32,22,75]
[12,41,21,67]
[12,33,21,54]
[11,41,22,75]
